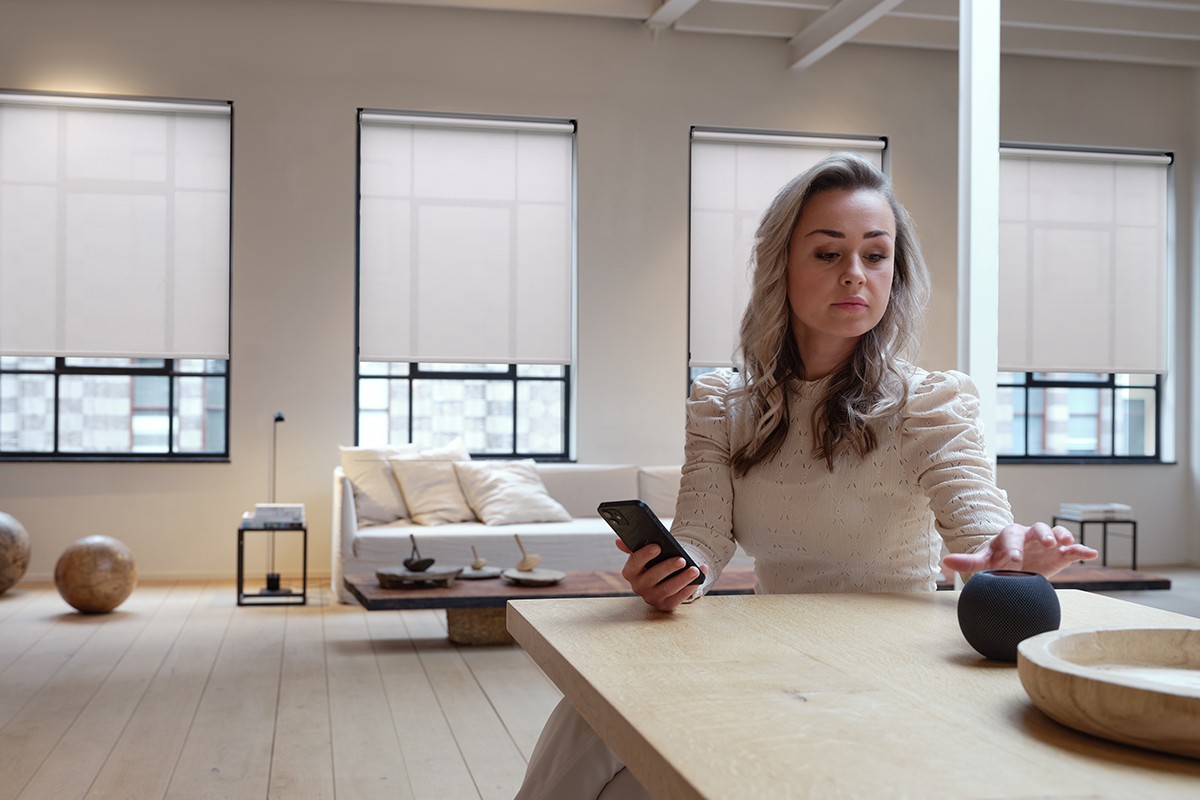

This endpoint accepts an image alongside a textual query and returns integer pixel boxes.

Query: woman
[515,153,1097,800]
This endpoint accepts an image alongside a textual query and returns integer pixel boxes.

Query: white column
[957,0,1001,460]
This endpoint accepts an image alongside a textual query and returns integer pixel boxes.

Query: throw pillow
[454,460,573,526]
[338,444,419,525]
[637,465,683,519]
[390,459,476,525]
[386,436,472,470]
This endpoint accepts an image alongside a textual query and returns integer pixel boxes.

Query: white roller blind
[998,148,1170,373]
[358,112,574,364]
[689,130,885,368]
[0,93,232,359]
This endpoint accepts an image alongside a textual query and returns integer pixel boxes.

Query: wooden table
[344,568,759,644]
[507,591,1200,799]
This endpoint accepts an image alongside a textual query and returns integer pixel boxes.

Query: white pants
[514,698,654,800]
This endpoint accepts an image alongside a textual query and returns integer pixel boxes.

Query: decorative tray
[501,568,566,587]
[458,566,503,580]
[376,565,463,589]
[1017,627,1200,759]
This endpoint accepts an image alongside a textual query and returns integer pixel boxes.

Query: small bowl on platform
[458,566,503,581]
[502,568,565,587]
[377,565,463,589]
[1018,626,1200,759]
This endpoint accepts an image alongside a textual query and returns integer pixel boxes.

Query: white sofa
[331,460,750,604]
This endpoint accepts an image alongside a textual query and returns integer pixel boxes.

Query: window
[996,372,1159,460]
[357,112,574,458]
[1,357,228,456]
[0,93,232,460]
[688,129,886,381]
[996,147,1170,461]
[357,362,568,457]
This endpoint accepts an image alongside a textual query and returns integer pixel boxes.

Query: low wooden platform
[346,563,1170,610]
[343,567,760,612]
[344,564,1171,644]
[1014,564,1172,592]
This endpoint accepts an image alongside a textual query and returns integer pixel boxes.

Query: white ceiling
[331,0,1200,69]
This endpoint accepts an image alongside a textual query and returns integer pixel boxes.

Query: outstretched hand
[942,522,1098,578]
[615,538,708,612]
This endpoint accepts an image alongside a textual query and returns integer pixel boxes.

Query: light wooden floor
[0,581,562,800]
[2,569,1198,800]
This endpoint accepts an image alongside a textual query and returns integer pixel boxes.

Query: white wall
[0,0,1194,580]
[994,57,1196,568]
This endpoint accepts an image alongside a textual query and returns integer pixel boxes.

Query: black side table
[1052,515,1138,570]
[237,522,308,605]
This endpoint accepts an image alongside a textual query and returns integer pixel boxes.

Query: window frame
[353,109,576,460]
[0,91,234,463]
[0,357,230,462]
[996,372,1163,464]
[996,143,1173,465]
[354,362,572,460]
[685,127,888,381]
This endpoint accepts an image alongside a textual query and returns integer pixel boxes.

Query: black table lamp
[266,411,287,593]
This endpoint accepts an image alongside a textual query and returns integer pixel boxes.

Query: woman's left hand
[942,522,1098,578]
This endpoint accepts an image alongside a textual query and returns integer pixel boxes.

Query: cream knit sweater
[673,367,1014,595]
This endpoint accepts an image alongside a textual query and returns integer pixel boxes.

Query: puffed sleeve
[671,370,741,595]
[902,370,1014,555]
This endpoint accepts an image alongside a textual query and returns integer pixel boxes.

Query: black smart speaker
[956,570,1061,662]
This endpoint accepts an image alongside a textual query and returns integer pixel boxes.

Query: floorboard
[268,587,336,800]
[18,583,204,800]
[324,596,415,800]
[403,610,531,800]
[165,589,284,800]
[0,571,1193,800]
[363,606,481,800]
[85,583,232,800]
[459,646,562,761]
[0,587,165,800]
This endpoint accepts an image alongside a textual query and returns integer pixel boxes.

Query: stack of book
[1057,502,1133,521]
[241,503,306,528]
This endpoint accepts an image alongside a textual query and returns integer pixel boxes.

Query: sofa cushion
[353,518,640,571]
[533,463,640,518]
[638,465,682,519]
[455,460,572,525]
[338,444,419,525]
[390,459,476,525]
[340,438,472,525]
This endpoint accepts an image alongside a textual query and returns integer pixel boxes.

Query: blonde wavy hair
[730,153,931,475]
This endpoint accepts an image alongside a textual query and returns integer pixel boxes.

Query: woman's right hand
[615,538,708,612]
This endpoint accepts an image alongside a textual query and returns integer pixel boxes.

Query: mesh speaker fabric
[957,570,1061,662]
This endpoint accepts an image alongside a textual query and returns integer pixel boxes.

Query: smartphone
[598,499,704,585]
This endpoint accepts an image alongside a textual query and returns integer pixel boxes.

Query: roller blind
[0,93,232,359]
[358,112,574,364]
[998,147,1171,374]
[689,130,885,368]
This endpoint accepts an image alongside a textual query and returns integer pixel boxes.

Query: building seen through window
[356,362,567,457]
[996,372,1158,459]
[356,111,575,459]
[0,92,232,461]
[0,357,227,456]
[996,146,1169,462]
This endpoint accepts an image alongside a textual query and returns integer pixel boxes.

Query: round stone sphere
[54,535,137,614]
[0,512,32,595]
[957,569,1061,662]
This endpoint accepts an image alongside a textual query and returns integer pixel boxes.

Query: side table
[237,522,308,605]
[1052,515,1138,570]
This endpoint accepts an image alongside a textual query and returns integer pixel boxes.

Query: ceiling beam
[329,0,656,20]
[647,0,704,30]
[787,0,907,70]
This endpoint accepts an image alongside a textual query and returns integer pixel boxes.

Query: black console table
[1052,515,1138,571]
[237,521,307,606]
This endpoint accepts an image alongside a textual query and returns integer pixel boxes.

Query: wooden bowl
[1018,627,1200,759]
